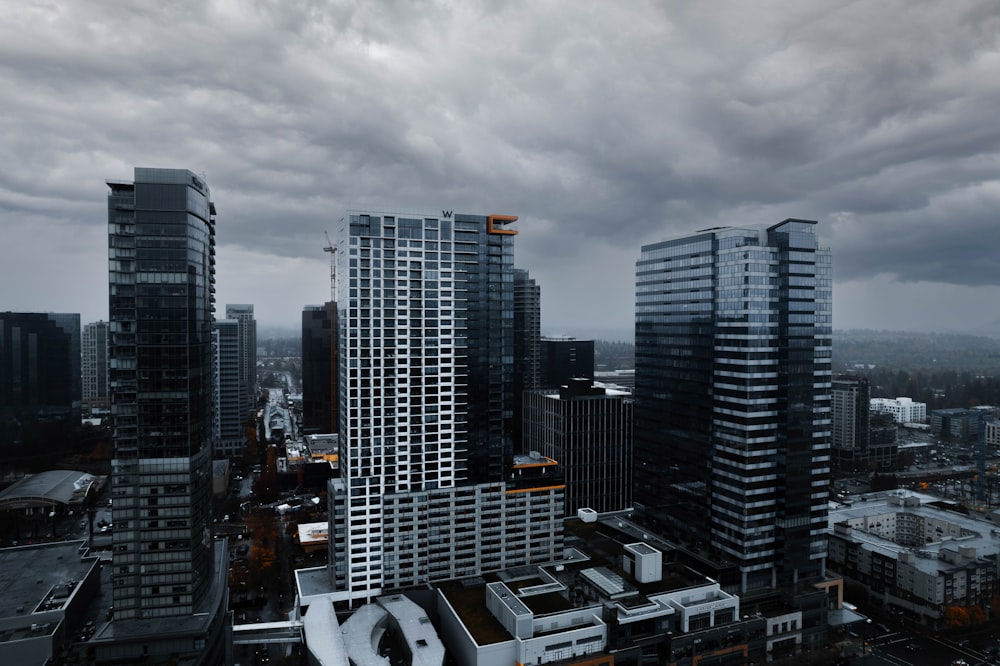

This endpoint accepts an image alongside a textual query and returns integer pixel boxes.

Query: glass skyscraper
[512,268,541,452]
[0,312,80,447]
[634,219,832,593]
[107,168,217,619]
[301,302,337,434]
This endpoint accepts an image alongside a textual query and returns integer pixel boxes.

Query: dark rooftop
[438,575,511,646]
[521,591,574,615]
[0,540,96,622]
[438,514,721,644]
[562,517,708,595]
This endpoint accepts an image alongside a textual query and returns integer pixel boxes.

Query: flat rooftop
[438,514,718,646]
[562,518,709,595]
[829,490,1000,575]
[0,540,96,626]
[438,576,511,646]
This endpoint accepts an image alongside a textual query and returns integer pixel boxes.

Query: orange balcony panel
[488,214,518,235]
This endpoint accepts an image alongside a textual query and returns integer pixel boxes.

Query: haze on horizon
[2,1,1000,339]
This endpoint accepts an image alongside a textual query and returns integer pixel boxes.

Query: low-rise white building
[870,397,927,424]
[984,420,1000,447]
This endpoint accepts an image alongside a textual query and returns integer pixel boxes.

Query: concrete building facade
[432,512,810,666]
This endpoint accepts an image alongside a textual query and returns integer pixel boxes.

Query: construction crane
[322,231,338,433]
[323,231,337,300]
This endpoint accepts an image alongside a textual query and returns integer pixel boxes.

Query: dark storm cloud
[2,0,1000,332]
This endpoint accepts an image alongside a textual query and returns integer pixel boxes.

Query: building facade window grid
[633,220,831,593]
[328,211,562,605]
[107,168,216,619]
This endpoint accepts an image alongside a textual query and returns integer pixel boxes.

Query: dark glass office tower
[512,268,541,452]
[523,378,633,516]
[107,168,217,619]
[0,312,80,447]
[540,338,595,389]
[302,302,337,434]
[634,220,831,592]
[453,213,517,483]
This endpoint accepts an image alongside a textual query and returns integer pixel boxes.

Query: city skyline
[3,2,1000,336]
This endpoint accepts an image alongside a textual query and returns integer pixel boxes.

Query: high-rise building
[831,375,871,473]
[326,211,562,606]
[82,320,110,413]
[302,302,337,434]
[0,312,80,447]
[634,220,832,593]
[868,411,899,472]
[214,319,245,457]
[539,338,594,389]
[512,268,541,452]
[225,304,257,419]
[523,377,633,516]
[103,168,229,663]
[540,337,595,389]
[457,215,518,484]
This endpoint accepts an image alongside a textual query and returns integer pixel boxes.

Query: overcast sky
[2,1,999,339]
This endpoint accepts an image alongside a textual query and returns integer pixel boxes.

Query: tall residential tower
[104,168,229,663]
[225,304,257,419]
[82,320,110,413]
[831,374,871,473]
[325,211,562,606]
[634,220,832,593]
[215,318,245,457]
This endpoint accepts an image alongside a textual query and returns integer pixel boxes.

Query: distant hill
[834,329,1000,373]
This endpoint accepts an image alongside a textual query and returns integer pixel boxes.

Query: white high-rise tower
[325,211,563,606]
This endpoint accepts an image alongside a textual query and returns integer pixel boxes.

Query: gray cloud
[2,0,1000,334]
